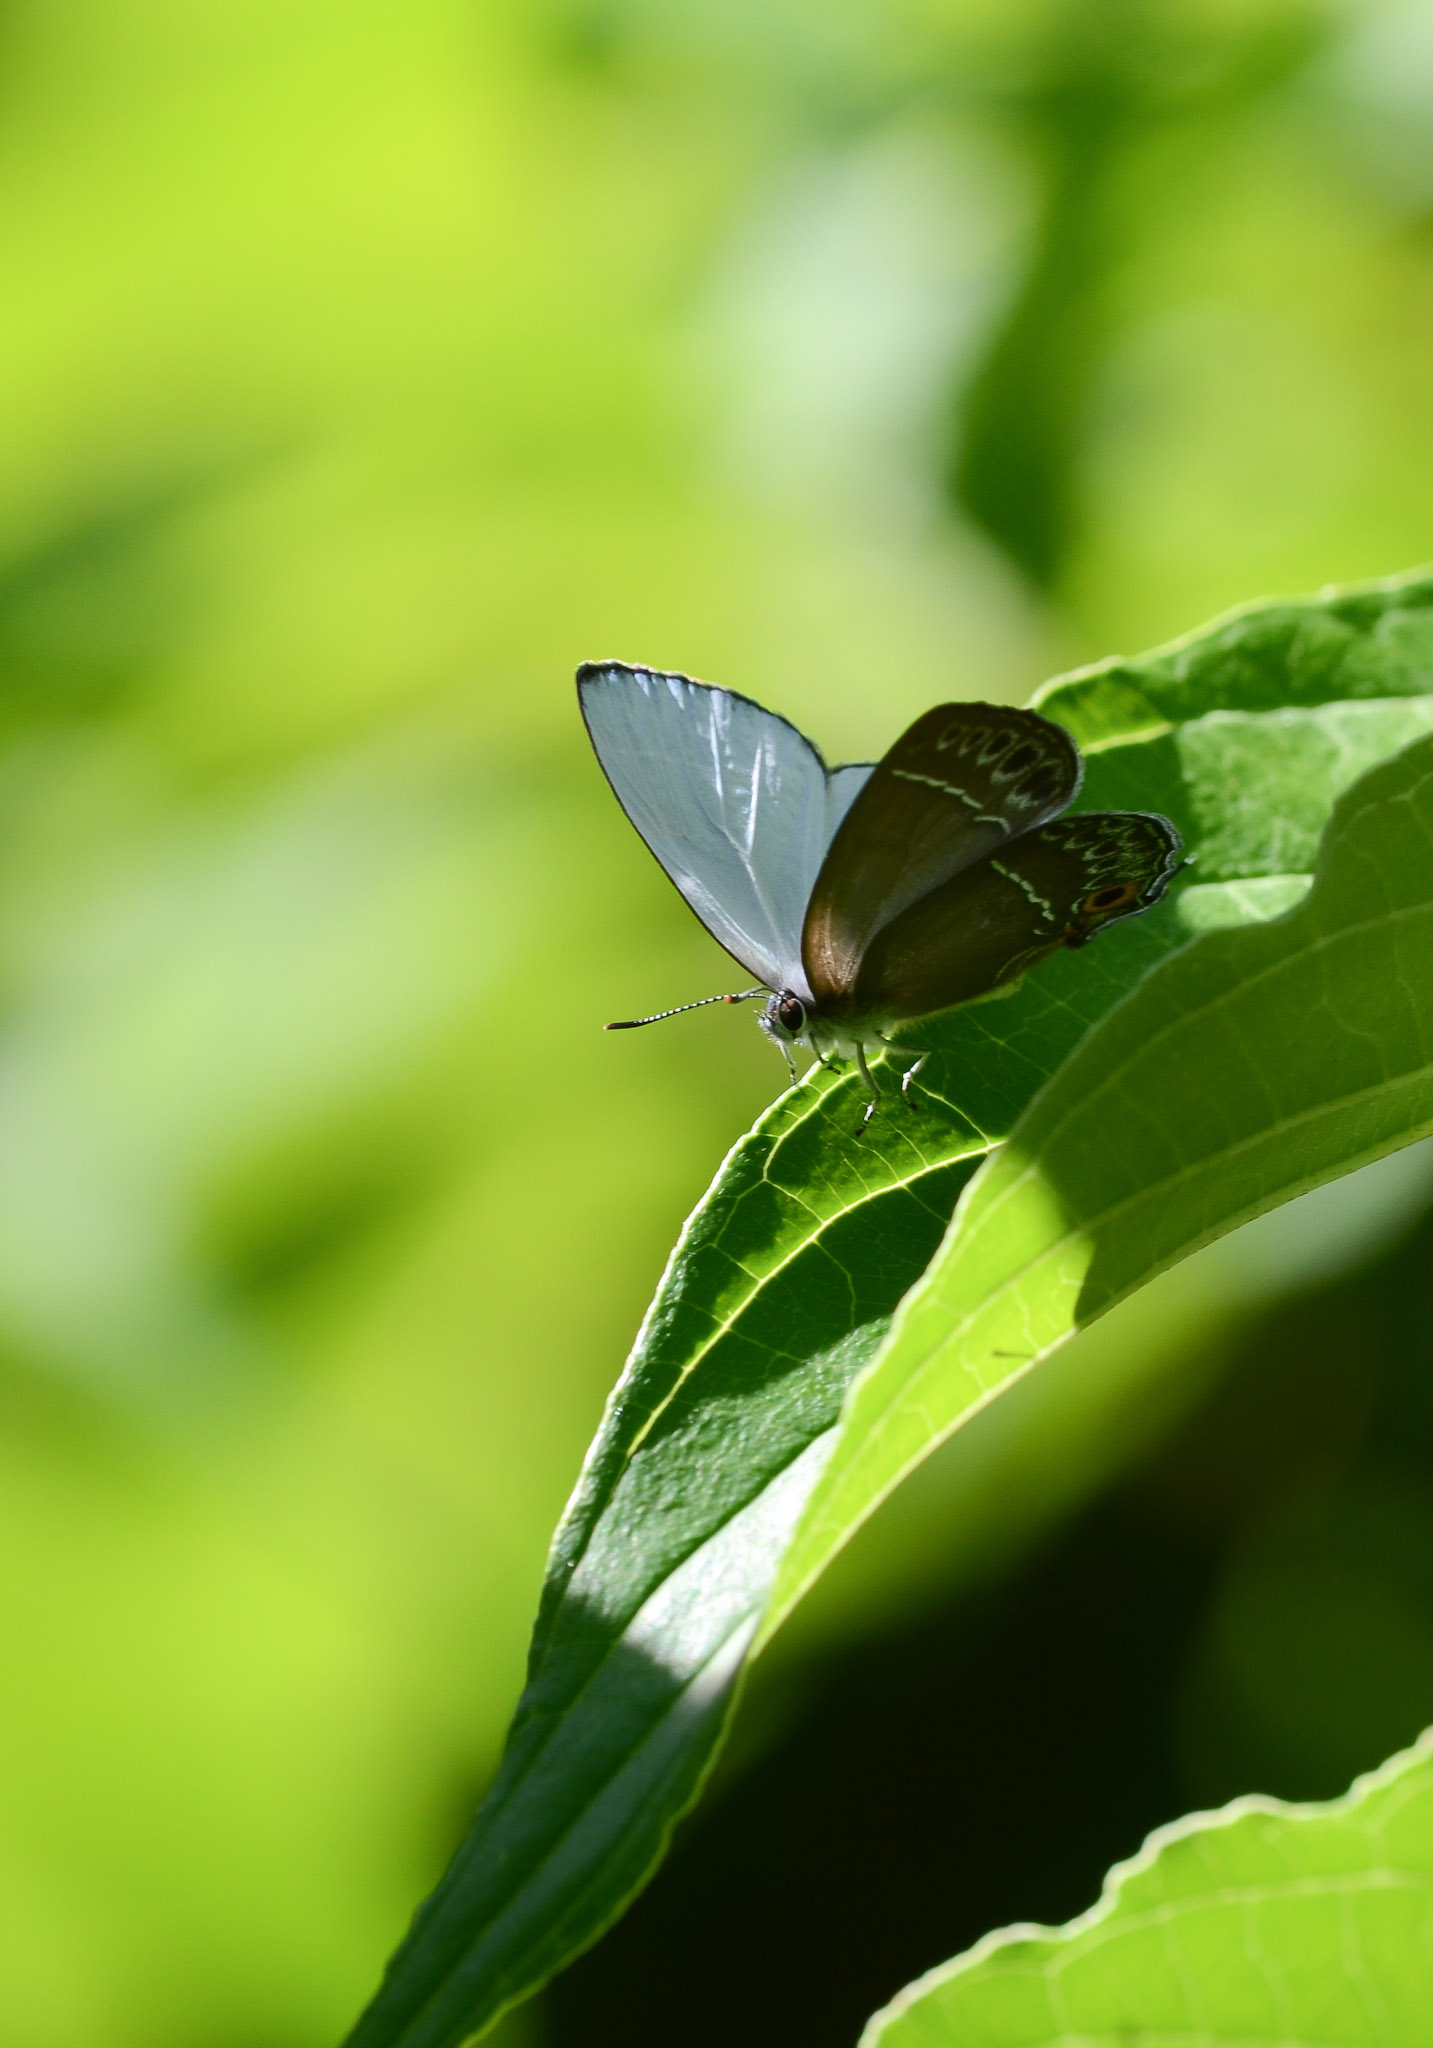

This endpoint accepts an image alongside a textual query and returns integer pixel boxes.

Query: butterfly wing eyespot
[1081,880,1142,916]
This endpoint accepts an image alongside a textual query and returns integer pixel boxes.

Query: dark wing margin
[802,702,1083,1002]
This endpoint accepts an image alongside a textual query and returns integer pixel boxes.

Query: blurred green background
[7,0,1433,2042]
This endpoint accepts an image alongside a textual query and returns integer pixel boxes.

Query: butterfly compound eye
[776,994,806,1034]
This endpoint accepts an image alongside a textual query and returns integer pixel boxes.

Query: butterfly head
[763,990,809,1043]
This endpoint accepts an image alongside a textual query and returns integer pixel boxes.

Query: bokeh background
[7,1,1433,2043]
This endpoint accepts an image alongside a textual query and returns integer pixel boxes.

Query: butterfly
[580,660,1182,1118]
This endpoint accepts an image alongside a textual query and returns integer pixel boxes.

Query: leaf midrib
[526,1116,991,1790]
[401,1610,762,2048]
[483,1414,852,1896]
[621,1110,986,1459]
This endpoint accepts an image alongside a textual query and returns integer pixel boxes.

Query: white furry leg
[854,1043,881,1127]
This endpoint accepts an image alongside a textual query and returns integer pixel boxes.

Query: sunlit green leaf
[1039,569,1433,745]
[861,1727,1433,2047]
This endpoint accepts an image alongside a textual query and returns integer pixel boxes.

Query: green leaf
[344,572,1433,2048]
[861,1727,1433,2046]
[342,1081,998,2048]
[1038,565,1433,745]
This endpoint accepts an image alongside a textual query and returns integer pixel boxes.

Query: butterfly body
[580,662,1181,1108]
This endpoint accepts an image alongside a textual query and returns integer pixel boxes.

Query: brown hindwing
[849,809,1183,1026]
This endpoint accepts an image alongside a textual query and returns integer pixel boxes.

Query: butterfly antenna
[606,990,767,1030]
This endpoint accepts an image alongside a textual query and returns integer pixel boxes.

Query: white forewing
[579,663,872,997]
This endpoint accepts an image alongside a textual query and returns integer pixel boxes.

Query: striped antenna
[606,989,767,1030]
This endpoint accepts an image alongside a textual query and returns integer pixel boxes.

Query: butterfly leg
[854,1043,882,1127]
[777,1040,798,1088]
[900,1052,929,1097]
